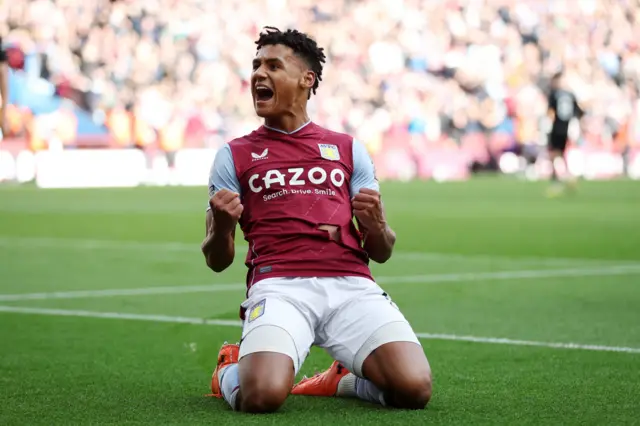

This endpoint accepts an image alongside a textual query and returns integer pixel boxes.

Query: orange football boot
[208,342,240,398]
[291,360,351,397]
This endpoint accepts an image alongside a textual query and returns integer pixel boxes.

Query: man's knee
[237,352,294,413]
[239,381,290,413]
[390,371,432,410]
[361,340,432,410]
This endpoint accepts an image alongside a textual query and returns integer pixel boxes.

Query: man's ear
[300,70,315,91]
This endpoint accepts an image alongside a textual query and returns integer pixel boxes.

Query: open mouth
[255,86,274,102]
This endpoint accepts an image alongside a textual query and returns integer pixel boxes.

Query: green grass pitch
[0,178,639,425]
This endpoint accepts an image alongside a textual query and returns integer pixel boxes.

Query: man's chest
[236,141,352,198]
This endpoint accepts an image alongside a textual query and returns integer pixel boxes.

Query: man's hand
[203,189,242,273]
[352,188,386,235]
[352,188,395,263]
[209,189,243,236]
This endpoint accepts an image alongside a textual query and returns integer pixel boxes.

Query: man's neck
[264,114,311,134]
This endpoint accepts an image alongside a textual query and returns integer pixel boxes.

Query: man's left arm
[350,139,396,263]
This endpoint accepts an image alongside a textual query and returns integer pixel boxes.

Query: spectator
[0,0,638,159]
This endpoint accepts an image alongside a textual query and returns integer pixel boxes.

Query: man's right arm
[202,208,236,272]
[201,144,242,273]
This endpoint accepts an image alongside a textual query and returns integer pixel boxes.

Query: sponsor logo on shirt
[251,148,269,161]
[248,167,346,201]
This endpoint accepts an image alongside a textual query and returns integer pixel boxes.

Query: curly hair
[255,26,326,98]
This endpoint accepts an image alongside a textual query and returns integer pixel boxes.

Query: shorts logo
[318,144,340,161]
[248,299,266,323]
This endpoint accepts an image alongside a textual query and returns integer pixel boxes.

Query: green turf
[1,179,639,425]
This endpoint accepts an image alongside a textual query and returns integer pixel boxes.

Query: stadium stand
[1,0,639,184]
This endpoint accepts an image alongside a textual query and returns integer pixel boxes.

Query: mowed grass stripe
[1,236,637,266]
[1,264,639,301]
[1,305,639,354]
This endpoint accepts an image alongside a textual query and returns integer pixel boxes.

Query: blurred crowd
[2,0,640,158]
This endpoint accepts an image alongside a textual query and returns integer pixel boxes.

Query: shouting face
[251,44,315,118]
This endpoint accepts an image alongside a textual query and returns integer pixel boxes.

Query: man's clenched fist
[209,189,243,234]
[352,188,386,234]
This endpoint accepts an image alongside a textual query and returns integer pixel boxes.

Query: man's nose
[253,65,268,80]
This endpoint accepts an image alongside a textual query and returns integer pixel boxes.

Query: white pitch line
[0,236,200,252]
[0,305,242,327]
[376,264,640,284]
[0,305,638,354]
[0,283,245,301]
[1,264,640,302]
[413,332,640,354]
[0,236,636,266]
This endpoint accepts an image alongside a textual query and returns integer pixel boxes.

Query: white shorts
[238,276,421,377]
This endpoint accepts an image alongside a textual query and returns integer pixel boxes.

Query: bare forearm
[363,224,396,264]
[202,229,235,272]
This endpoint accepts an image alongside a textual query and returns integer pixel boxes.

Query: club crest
[248,299,266,323]
[318,144,340,161]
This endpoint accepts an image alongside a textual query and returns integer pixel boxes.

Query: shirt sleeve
[350,138,379,197]
[206,144,241,210]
